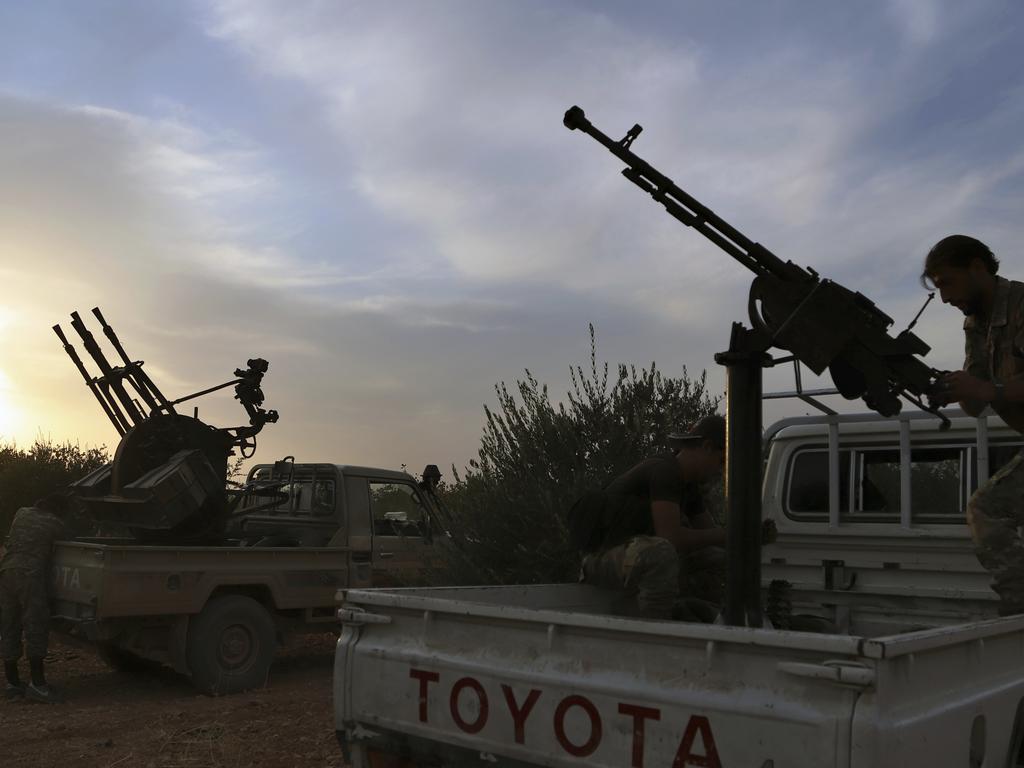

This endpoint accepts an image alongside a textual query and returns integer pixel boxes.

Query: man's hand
[932,371,994,407]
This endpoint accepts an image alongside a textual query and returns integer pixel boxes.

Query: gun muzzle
[563,105,590,131]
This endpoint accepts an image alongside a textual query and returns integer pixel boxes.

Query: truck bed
[52,540,352,621]
[335,584,1024,768]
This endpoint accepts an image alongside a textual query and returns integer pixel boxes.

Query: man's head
[34,489,77,519]
[669,414,726,483]
[921,235,999,316]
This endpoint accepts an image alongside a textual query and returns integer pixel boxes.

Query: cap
[668,414,726,451]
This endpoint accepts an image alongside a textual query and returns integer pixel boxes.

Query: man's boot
[25,657,60,704]
[4,660,25,701]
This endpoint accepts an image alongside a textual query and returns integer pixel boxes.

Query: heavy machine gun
[563,105,946,427]
[564,105,947,627]
[54,308,280,543]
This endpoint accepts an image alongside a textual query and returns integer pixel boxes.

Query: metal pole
[717,323,768,627]
[899,416,912,529]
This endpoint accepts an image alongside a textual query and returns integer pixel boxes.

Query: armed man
[925,235,1024,615]
[571,415,728,621]
[1,490,81,703]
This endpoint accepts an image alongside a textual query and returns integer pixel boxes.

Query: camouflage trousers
[967,452,1024,613]
[0,568,52,661]
[581,535,726,620]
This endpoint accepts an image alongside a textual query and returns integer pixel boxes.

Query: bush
[437,326,720,585]
[0,439,109,536]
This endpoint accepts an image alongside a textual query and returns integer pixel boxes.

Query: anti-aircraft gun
[54,308,280,543]
[564,105,947,628]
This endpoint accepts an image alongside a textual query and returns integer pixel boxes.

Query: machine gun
[54,308,280,542]
[564,106,947,628]
[563,105,947,427]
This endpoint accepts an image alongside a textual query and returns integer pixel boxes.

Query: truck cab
[762,409,1015,635]
[229,461,446,586]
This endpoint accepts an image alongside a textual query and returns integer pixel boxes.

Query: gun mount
[54,308,280,542]
[565,105,948,629]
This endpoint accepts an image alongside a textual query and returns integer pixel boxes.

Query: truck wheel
[186,595,276,696]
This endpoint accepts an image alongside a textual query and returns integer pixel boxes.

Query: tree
[0,439,109,536]
[438,326,720,585]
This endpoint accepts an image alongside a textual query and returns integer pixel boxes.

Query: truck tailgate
[336,585,870,767]
[50,541,109,619]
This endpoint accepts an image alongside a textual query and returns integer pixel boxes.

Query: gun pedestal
[715,323,772,628]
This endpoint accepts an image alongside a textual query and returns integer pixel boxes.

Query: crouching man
[575,415,726,620]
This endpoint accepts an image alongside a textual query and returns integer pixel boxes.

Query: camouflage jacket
[964,276,1024,433]
[0,507,67,573]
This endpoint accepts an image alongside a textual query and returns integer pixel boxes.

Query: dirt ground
[0,633,346,768]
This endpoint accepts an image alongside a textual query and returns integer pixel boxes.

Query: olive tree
[438,326,719,585]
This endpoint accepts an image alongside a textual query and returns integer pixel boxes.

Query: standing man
[924,234,1024,615]
[577,415,727,620]
[1,491,75,702]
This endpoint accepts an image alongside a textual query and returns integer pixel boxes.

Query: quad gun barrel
[53,309,279,542]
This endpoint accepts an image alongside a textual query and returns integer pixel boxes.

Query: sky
[1,1,1022,476]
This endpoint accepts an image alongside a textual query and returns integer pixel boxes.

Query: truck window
[909,447,964,523]
[785,449,851,520]
[369,482,427,537]
[849,446,965,523]
[277,479,335,518]
[835,444,962,524]
[247,471,336,519]
[850,449,901,521]
[785,444,968,523]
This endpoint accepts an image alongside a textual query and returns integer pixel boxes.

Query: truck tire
[186,595,276,696]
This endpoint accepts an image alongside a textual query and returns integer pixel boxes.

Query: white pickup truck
[333,410,1024,767]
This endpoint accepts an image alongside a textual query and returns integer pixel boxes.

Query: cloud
[2,1,1022,471]
[0,90,621,469]
[887,0,942,47]
[201,2,1020,333]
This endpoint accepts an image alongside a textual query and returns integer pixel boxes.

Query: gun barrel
[564,106,793,279]
[91,306,172,412]
[53,323,128,436]
[69,311,145,426]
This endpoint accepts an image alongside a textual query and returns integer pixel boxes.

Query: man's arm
[651,501,726,553]
[951,328,991,415]
[942,370,1024,412]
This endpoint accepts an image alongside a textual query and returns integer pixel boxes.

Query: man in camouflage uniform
[1,491,74,703]
[579,415,727,620]
[925,235,1024,614]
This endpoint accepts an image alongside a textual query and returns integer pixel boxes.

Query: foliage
[0,439,109,537]
[437,325,720,585]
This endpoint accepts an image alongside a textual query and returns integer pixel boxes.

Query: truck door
[368,480,434,586]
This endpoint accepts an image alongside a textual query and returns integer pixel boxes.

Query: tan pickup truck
[50,461,449,694]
